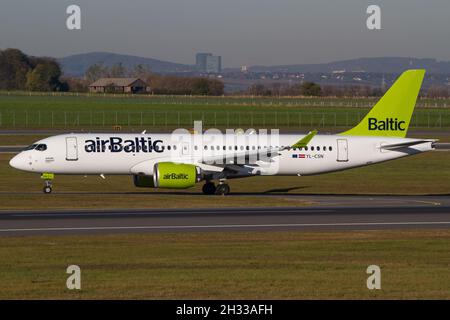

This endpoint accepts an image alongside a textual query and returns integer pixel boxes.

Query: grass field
[0,230,448,299]
[0,150,449,210]
[0,94,449,130]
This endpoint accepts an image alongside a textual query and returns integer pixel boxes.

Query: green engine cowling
[153,162,203,189]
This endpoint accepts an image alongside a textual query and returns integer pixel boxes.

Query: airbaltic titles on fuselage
[84,137,163,153]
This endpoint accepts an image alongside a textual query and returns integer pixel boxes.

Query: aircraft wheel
[215,184,230,195]
[202,182,216,195]
[43,186,52,194]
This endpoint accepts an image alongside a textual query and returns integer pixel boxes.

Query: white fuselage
[9,133,434,178]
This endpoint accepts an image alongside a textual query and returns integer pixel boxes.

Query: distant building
[195,53,222,73]
[206,55,221,73]
[88,78,148,93]
[196,53,212,72]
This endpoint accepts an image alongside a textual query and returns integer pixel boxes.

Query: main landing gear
[202,180,230,195]
[41,173,54,194]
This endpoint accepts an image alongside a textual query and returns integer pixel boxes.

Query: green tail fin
[340,69,425,138]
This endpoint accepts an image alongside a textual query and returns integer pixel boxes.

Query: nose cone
[9,153,29,171]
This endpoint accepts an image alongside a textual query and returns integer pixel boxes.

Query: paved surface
[0,196,449,236]
[0,146,25,153]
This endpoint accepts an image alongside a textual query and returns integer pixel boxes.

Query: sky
[1,0,450,67]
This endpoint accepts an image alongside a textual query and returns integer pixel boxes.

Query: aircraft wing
[288,130,317,149]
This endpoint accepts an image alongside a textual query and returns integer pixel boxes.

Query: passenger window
[246,146,249,150]
[204,146,208,150]
[311,146,314,151]
[194,146,198,150]
[167,145,171,151]
[173,145,177,150]
[36,144,47,151]
[305,146,308,151]
[329,146,332,151]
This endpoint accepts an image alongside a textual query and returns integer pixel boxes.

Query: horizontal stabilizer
[380,140,436,150]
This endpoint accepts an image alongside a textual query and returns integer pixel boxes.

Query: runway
[0,201,449,236]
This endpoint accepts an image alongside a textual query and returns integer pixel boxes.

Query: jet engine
[133,162,203,189]
[153,162,203,188]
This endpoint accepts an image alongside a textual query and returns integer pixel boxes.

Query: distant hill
[249,57,450,74]
[58,52,194,77]
[58,53,450,81]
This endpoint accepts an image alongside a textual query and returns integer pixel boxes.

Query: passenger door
[66,137,78,161]
[336,139,348,162]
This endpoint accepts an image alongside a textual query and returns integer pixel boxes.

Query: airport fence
[2,91,450,108]
[0,110,448,130]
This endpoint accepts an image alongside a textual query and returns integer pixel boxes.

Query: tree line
[0,48,67,91]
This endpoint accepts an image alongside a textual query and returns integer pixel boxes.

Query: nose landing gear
[41,173,54,194]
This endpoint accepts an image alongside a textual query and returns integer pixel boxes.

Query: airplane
[9,69,436,195]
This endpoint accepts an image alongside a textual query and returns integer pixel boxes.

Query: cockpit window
[35,144,47,151]
[23,144,37,151]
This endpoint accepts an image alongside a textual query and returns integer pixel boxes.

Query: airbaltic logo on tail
[368,118,406,131]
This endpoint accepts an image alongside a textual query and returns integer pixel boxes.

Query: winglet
[291,130,317,148]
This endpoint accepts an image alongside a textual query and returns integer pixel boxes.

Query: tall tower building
[206,55,221,73]
[195,53,222,73]
[196,53,212,72]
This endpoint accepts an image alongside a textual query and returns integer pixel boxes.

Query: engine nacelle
[153,162,203,189]
[133,175,155,188]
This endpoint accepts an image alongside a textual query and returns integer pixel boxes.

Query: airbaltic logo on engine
[368,118,406,131]
[84,137,163,153]
[163,173,189,180]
